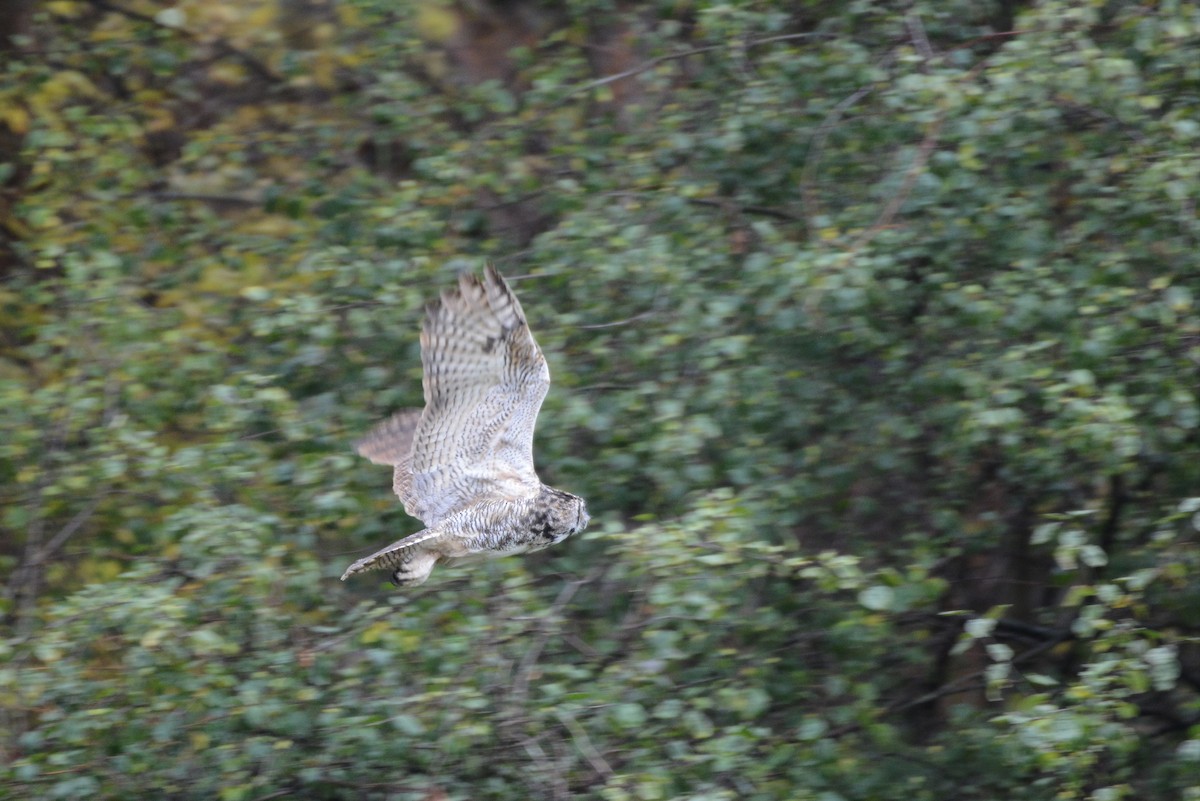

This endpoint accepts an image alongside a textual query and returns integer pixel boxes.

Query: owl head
[536,486,590,545]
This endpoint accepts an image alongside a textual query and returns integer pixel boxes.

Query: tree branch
[562,32,829,100]
[509,569,599,705]
[555,709,616,782]
[800,82,877,230]
[851,111,946,251]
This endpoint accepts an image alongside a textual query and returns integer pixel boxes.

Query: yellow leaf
[241,216,299,237]
[197,264,241,293]
[191,732,211,751]
[1,106,29,135]
[133,88,166,104]
[311,21,335,45]
[360,620,389,645]
[312,52,337,90]
[179,300,206,319]
[140,629,166,648]
[58,70,99,97]
[415,5,459,42]
[46,0,84,16]
[145,107,176,133]
[210,62,249,86]
[245,4,278,28]
[2,215,33,239]
[29,70,97,111]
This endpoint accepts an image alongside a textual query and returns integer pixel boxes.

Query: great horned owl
[341,266,589,587]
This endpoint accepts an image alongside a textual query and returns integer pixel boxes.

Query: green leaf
[858,585,894,611]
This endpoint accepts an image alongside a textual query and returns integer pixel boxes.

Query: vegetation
[2,1,1198,798]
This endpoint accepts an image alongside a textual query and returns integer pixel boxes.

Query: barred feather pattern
[342,266,589,587]
[340,486,589,586]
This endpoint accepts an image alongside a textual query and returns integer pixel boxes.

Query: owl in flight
[341,265,590,587]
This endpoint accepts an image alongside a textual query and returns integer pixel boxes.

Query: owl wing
[338,524,443,584]
[405,265,549,526]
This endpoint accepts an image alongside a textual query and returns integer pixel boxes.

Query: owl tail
[355,409,422,465]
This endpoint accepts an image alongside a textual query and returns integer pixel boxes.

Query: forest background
[1,0,1199,799]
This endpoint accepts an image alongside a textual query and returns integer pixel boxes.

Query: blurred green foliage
[2,0,1199,799]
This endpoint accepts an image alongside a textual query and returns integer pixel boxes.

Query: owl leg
[387,548,439,587]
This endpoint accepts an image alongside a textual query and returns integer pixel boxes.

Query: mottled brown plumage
[341,266,589,587]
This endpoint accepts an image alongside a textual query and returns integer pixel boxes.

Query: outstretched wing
[407,265,549,525]
[338,525,443,585]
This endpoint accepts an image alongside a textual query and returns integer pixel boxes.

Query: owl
[341,265,589,587]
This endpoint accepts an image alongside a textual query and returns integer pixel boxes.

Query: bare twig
[510,569,601,703]
[562,32,828,99]
[149,192,262,207]
[519,735,569,801]
[41,494,105,558]
[946,29,1031,54]
[605,188,799,224]
[808,30,1031,248]
[849,110,946,252]
[578,311,656,330]
[906,14,935,62]
[575,382,638,393]
[251,789,296,801]
[686,196,802,222]
[799,83,877,230]
[555,710,616,781]
[828,626,1073,738]
[4,413,72,632]
[561,631,600,659]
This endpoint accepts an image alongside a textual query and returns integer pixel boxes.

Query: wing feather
[338,526,442,581]
[407,265,549,525]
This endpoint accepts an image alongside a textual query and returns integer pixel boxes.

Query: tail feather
[355,409,422,465]
[355,409,424,521]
